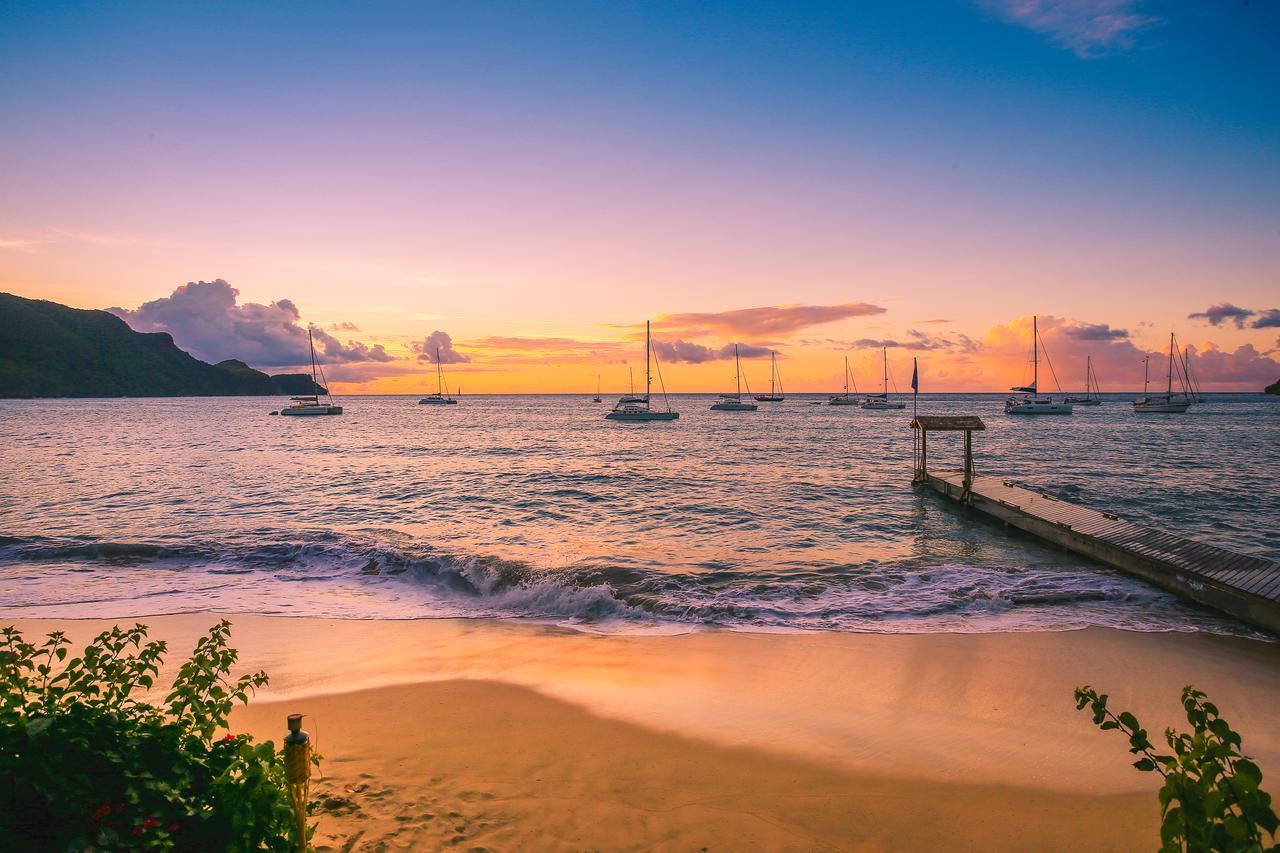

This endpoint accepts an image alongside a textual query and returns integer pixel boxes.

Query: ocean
[2,393,1277,635]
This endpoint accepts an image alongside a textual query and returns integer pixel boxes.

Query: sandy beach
[9,615,1278,851]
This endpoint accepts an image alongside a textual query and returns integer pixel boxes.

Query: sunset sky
[2,1,1278,392]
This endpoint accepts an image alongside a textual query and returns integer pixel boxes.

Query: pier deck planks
[922,471,1280,634]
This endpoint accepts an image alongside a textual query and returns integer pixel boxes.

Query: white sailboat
[419,347,458,404]
[280,328,343,416]
[754,351,784,402]
[862,347,906,409]
[1004,316,1072,415]
[1066,356,1103,406]
[593,374,602,403]
[829,356,859,405]
[1134,333,1190,413]
[617,366,645,404]
[606,321,679,421]
[711,344,758,411]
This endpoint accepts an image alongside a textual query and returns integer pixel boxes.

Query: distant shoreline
[3,390,1276,400]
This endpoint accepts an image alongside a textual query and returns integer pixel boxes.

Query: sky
[2,0,1278,392]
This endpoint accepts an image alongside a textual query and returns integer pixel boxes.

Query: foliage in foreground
[0,619,310,850]
[1076,684,1278,852]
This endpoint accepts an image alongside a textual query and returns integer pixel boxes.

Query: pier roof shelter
[911,415,985,497]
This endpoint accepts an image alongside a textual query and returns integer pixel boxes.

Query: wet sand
[11,615,1280,850]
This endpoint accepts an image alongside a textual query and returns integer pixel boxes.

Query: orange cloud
[649,302,886,338]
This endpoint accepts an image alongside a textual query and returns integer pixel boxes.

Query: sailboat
[1134,333,1190,413]
[605,321,679,421]
[618,366,645,404]
[711,344,758,411]
[418,348,458,404]
[280,328,343,416]
[754,351,784,402]
[1004,316,1072,415]
[829,357,859,405]
[1066,356,1103,406]
[593,375,602,403]
[862,347,906,409]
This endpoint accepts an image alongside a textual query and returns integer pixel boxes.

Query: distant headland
[0,292,324,398]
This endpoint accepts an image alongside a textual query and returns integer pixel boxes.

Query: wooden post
[920,429,927,480]
[962,429,973,500]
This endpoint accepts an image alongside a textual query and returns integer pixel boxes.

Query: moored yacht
[754,350,784,402]
[829,357,859,405]
[711,344,758,411]
[606,321,679,421]
[862,347,906,410]
[280,328,343,416]
[1134,333,1191,413]
[418,347,458,404]
[1005,316,1072,415]
[1066,355,1102,406]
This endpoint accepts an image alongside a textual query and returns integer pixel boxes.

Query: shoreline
[9,615,1280,849]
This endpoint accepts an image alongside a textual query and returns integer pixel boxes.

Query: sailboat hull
[280,405,343,416]
[753,395,784,402]
[1133,399,1189,413]
[605,409,679,421]
[418,397,457,405]
[710,400,757,411]
[1005,398,1072,415]
[828,397,858,406]
[1066,397,1101,406]
[861,400,905,410]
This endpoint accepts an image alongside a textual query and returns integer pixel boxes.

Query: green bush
[0,620,312,851]
[1075,684,1279,852]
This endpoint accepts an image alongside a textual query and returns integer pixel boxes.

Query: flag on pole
[911,357,918,417]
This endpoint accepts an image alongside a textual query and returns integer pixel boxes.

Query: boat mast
[734,344,741,400]
[1032,315,1039,394]
[436,347,444,396]
[770,351,776,396]
[1085,356,1091,400]
[308,327,319,393]
[1166,333,1174,397]
[1143,355,1150,396]
[645,320,652,404]
[844,356,850,398]
[883,347,889,396]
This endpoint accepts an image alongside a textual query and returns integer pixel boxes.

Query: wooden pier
[911,416,1280,635]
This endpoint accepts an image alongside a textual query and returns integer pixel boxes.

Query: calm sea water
[2,393,1277,635]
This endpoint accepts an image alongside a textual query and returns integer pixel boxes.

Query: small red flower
[91,802,112,821]
[132,826,145,836]
[142,817,159,830]
[169,822,181,833]
[222,733,237,742]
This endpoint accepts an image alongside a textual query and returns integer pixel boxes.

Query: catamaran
[605,321,679,421]
[862,347,906,410]
[711,344,758,411]
[754,350,784,402]
[829,357,859,405]
[1134,333,1190,413]
[280,328,343,416]
[1005,316,1072,415]
[1066,355,1103,406]
[419,347,458,404]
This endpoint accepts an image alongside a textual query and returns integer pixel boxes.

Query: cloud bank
[651,340,774,364]
[410,331,470,364]
[652,302,885,338]
[109,279,391,367]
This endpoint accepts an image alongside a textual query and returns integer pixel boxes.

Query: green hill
[1267,379,1279,395]
[0,292,326,398]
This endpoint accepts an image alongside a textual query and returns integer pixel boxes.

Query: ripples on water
[1,393,1276,635]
